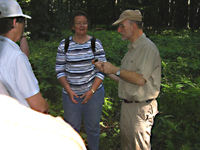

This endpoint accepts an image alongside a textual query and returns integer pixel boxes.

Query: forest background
[18,0,199,149]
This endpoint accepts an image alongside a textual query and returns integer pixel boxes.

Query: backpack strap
[65,36,96,53]
[91,36,96,53]
[64,37,70,53]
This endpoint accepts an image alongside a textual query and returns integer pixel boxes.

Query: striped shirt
[55,36,106,95]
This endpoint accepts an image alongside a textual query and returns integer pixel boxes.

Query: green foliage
[100,97,121,149]
[150,30,200,150]
[19,0,200,40]
[29,30,200,150]
[28,39,64,117]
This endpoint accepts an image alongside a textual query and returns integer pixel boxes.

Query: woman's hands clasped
[68,89,93,105]
[80,90,94,104]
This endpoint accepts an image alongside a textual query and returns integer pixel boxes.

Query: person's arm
[92,60,120,83]
[26,92,49,114]
[20,33,29,58]
[81,77,103,104]
[107,74,120,82]
[89,77,103,94]
[79,39,104,104]
[118,69,145,86]
[58,76,79,104]
[55,40,79,104]
[95,61,145,86]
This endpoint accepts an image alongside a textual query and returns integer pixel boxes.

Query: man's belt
[123,99,154,103]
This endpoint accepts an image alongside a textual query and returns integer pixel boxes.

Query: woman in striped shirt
[55,10,106,150]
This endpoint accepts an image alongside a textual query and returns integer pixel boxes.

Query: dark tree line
[18,0,200,39]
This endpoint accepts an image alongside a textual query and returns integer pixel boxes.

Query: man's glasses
[118,24,126,29]
[75,22,88,26]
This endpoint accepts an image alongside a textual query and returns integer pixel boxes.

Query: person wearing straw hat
[93,9,161,150]
[0,0,48,113]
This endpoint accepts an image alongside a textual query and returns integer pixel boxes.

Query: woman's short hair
[70,10,90,29]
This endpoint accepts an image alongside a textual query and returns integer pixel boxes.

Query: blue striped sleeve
[55,39,66,79]
[93,39,107,80]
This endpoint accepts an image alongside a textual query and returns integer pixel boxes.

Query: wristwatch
[116,68,121,76]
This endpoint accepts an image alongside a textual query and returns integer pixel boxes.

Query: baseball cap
[112,10,142,26]
[0,0,31,19]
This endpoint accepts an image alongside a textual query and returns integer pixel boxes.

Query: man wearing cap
[94,10,161,150]
[0,0,48,113]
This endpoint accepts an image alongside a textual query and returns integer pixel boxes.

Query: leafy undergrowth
[29,29,200,150]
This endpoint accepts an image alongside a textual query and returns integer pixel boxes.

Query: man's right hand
[92,59,104,72]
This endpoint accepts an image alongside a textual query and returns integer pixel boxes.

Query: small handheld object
[94,59,98,63]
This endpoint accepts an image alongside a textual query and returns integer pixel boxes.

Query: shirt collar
[0,35,20,50]
[128,33,146,50]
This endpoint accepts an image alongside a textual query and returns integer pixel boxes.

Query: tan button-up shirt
[118,33,161,102]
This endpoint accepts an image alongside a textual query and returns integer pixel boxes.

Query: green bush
[28,30,200,150]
